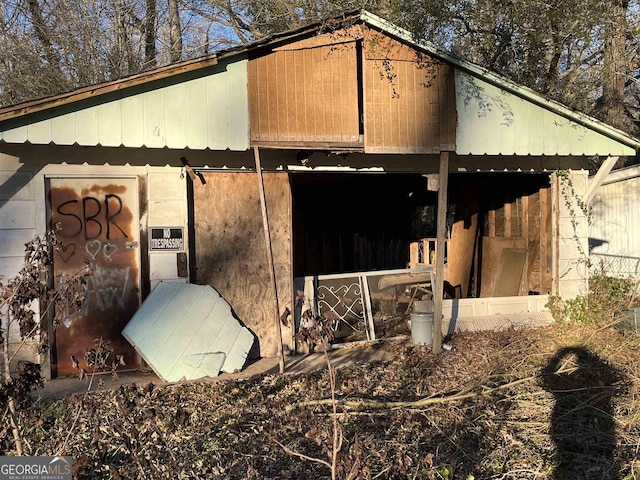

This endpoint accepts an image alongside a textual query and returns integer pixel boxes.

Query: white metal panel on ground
[123,282,254,382]
[455,71,636,157]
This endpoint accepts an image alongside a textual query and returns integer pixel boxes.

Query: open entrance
[291,172,553,344]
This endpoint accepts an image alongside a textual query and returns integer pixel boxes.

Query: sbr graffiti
[56,194,129,240]
[51,179,143,374]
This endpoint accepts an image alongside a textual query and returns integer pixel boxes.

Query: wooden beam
[504,199,512,237]
[254,146,286,373]
[488,208,496,237]
[433,151,449,353]
[583,156,619,205]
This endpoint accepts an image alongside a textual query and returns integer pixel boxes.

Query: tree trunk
[145,0,157,67]
[601,0,629,130]
[168,0,182,63]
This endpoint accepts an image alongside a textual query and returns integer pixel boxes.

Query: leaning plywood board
[480,237,527,297]
[122,282,254,382]
[493,248,527,297]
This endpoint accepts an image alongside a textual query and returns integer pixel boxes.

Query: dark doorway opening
[291,173,435,277]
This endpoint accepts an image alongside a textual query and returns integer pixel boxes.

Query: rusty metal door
[49,178,142,376]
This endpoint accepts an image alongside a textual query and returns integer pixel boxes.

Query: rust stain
[80,183,128,197]
[51,180,141,376]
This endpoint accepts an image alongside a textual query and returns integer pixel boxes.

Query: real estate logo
[0,456,72,480]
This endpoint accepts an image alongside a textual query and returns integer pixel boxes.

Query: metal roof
[360,11,640,155]
[0,10,637,156]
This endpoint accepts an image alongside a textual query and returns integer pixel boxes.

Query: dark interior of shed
[291,171,552,299]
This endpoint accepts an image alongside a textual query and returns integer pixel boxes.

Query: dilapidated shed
[0,11,638,378]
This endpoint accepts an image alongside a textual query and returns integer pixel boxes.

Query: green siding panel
[455,71,636,156]
[0,60,250,151]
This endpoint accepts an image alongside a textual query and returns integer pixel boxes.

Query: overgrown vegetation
[3,322,639,479]
[4,242,640,479]
[548,262,640,326]
[0,228,91,454]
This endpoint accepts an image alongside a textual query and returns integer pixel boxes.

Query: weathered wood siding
[248,27,456,153]
[363,30,456,153]
[193,172,293,357]
[477,175,553,297]
[248,32,360,147]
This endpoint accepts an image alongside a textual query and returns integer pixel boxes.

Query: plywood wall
[248,32,360,147]
[193,172,293,358]
[363,30,456,153]
[248,26,457,153]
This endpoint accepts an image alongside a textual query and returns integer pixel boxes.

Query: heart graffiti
[59,243,77,263]
[85,240,101,260]
[103,243,118,262]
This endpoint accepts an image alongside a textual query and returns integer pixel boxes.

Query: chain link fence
[590,254,640,279]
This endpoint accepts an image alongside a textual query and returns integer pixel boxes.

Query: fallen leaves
[2,323,640,479]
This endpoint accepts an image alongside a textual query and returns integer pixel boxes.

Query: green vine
[555,169,591,266]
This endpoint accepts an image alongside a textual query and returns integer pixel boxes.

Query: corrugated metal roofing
[122,282,254,382]
[0,59,249,151]
[454,71,635,156]
[0,10,637,157]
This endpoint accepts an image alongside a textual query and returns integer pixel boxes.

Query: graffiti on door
[50,180,142,376]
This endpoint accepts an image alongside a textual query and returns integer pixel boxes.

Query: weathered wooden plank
[364,29,455,153]
[445,182,480,298]
[248,42,357,145]
[194,172,292,358]
[504,200,512,237]
[488,208,496,237]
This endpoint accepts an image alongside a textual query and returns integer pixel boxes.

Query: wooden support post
[583,156,619,205]
[504,199,512,237]
[253,146,286,374]
[433,151,449,353]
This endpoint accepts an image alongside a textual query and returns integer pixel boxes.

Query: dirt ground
[35,343,397,400]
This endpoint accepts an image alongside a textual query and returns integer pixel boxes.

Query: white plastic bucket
[410,312,434,345]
